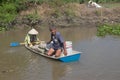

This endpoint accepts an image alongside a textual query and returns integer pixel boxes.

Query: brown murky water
[0,26,120,80]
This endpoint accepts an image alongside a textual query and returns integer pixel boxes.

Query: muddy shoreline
[13,3,120,28]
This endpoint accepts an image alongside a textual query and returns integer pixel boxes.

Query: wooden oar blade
[10,42,20,47]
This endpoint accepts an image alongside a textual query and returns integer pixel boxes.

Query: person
[24,28,40,47]
[46,26,67,57]
[88,0,102,8]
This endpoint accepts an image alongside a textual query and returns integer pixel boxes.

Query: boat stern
[59,53,81,63]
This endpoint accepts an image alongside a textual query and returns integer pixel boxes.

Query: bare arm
[47,34,52,44]
[63,42,67,55]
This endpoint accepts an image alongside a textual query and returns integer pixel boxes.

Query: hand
[29,43,33,47]
[64,50,67,56]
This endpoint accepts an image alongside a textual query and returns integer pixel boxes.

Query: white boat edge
[25,44,82,62]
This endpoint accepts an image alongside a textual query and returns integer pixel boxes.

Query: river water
[0,26,120,80]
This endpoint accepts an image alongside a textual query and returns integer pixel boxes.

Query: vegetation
[0,0,120,31]
[0,0,27,31]
[93,0,120,3]
[97,24,120,36]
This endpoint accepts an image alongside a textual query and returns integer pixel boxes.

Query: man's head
[49,26,56,35]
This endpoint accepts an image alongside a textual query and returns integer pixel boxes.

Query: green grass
[101,3,120,8]
[0,0,120,31]
[97,24,120,36]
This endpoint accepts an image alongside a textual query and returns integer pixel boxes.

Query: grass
[97,24,120,36]
[101,3,120,8]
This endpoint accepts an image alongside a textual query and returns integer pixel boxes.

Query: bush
[0,3,17,23]
[0,3,18,31]
[97,24,120,36]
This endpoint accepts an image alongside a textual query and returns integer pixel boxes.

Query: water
[0,26,120,80]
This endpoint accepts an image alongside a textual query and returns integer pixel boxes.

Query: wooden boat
[24,28,82,62]
[10,28,82,62]
[25,44,82,63]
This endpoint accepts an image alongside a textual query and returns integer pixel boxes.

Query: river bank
[13,3,120,28]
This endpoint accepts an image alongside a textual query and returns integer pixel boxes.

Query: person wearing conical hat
[25,28,40,47]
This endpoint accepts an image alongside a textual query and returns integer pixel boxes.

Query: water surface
[0,26,120,80]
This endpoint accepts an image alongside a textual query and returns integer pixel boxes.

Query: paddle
[10,42,25,47]
[10,41,41,47]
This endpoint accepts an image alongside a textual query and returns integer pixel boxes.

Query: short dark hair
[49,26,56,31]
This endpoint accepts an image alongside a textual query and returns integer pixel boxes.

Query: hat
[28,28,38,35]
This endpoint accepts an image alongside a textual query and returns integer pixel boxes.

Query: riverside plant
[97,24,120,36]
[0,0,120,31]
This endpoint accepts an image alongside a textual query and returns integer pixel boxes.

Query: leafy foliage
[97,24,120,36]
[0,3,17,31]
[93,0,120,3]
[0,3,17,23]
[0,0,120,31]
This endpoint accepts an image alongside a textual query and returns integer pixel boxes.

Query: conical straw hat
[28,28,38,35]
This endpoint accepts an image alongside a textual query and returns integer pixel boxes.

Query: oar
[10,42,25,47]
[10,41,41,47]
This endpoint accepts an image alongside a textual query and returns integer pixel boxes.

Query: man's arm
[47,34,52,44]
[63,42,67,55]
[57,32,67,55]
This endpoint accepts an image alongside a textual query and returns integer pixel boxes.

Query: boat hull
[59,53,81,62]
[25,45,82,63]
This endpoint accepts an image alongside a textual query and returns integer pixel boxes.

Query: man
[25,28,39,47]
[47,26,67,57]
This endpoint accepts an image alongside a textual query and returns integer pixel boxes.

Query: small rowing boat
[25,43,82,63]
[24,28,82,63]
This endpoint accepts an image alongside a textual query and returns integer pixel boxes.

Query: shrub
[97,24,120,36]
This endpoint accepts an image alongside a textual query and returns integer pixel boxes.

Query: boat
[24,28,82,63]
[25,43,82,63]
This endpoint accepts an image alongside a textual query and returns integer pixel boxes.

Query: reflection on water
[0,26,120,80]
